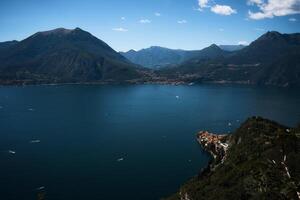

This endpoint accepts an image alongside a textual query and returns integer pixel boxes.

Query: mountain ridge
[0,29,299,87]
[0,27,146,85]
[120,44,229,69]
[157,31,300,87]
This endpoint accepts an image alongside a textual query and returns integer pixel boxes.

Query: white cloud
[112,27,128,32]
[198,0,209,8]
[121,17,126,20]
[248,10,272,19]
[139,19,151,23]
[238,41,249,45]
[289,17,297,21]
[197,0,237,15]
[247,0,264,5]
[155,12,161,17]
[177,20,187,24]
[211,4,237,15]
[248,0,300,20]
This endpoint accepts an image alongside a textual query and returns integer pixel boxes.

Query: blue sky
[0,0,299,51]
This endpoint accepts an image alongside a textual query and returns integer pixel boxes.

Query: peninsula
[166,117,300,200]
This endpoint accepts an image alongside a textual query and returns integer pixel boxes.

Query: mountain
[158,31,300,87]
[1,29,299,87]
[218,45,245,52]
[120,45,228,69]
[225,31,300,64]
[121,46,187,69]
[0,40,18,51]
[191,44,229,60]
[0,28,145,85]
[166,117,300,200]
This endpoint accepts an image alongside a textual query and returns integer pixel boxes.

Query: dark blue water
[0,84,299,200]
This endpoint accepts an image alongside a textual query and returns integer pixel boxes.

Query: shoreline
[0,79,293,88]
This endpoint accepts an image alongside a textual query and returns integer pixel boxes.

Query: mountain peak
[149,46,167,50]
[209,44,219,49]
[204,44,222,51]
[266,31,281,35]
[33,27,91,38]
[0,27,140,83]
[258,31,283,41]
[128,49,136,53]
[37,28,74,36]
[74,27,83,31]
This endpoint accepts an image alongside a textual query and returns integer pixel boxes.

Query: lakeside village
[197,131,229,164]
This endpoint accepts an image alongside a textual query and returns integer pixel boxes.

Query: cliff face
[166,117,300,200]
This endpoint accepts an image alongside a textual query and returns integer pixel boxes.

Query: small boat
[8,150,16,154]
[30,140,41,143]
[37,186,45,190]
[176,95,179,99]
[117,158,124,162]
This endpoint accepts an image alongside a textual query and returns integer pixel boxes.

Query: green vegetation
[121,44,228,69]
[165,117,300,200]
[158,31,300,87]
[0,29,299,87]
[0,28,145,85]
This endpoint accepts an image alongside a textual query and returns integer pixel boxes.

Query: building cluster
[197,131,229,163]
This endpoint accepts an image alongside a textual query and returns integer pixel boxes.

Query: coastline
[165,117,300,200]
[0,78,294,88]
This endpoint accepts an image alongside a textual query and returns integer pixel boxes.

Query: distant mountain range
[120,45,244,69]
[218,45,246,52]
[0,28,145,85]
[0,28,299,87]
[158,31,300,87]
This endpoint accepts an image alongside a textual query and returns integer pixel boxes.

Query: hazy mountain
[166,117,300,200]
[0,28,144,84]
[120,45,229,69]
[218,45,245,52]
[158,31,300,87]
[121,46,187,69]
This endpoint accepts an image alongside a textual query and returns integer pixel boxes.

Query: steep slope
[121,45,228,69]
[166,117,300,200]
[0,28,144,84]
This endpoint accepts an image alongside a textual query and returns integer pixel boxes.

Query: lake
[0,84,299,200]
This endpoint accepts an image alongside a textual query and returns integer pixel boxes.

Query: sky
[0,0,300,51]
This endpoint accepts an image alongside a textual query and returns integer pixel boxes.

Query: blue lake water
[0,84,299,200]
